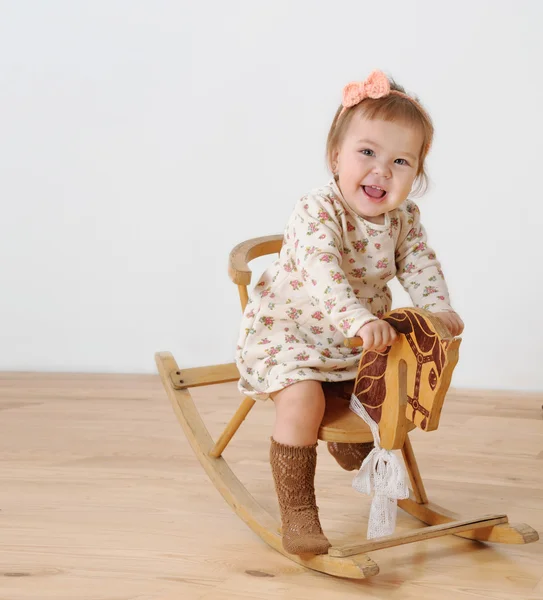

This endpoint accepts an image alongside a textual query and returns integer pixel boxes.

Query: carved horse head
[353,307,461,432]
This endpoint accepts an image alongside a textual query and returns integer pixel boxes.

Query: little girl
[235,70,464,555]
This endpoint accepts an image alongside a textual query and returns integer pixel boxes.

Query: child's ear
[331,148,339,173]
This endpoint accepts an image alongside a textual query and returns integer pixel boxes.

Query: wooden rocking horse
[154,234,539,579]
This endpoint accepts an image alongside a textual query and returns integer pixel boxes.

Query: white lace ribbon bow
[350,393,409,539]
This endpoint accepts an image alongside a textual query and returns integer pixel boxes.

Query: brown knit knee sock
[327,441,374,471]
[269,438,331,555]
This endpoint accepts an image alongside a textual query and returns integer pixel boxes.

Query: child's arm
[395,201,455,314]
[291,194,378,338]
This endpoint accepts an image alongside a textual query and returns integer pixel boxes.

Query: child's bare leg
[269,380,330,555]
[272,380,325,446]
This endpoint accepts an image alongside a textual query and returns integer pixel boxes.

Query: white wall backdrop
[1,0,542,391]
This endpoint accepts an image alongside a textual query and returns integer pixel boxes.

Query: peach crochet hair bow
[342,70,391,109]
[340,69,432,153]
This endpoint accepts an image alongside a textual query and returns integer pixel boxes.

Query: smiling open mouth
[362,185,387,200]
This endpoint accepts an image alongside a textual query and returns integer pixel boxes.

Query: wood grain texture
[398,495,539,544]
[210,396,256,458]
[169,362,240,389]
[318,381,416,443]
[352,307,461,433]
[402,434,429,504]
[1,371,542,598]
[329,514,509,557]
[228,234,283,286]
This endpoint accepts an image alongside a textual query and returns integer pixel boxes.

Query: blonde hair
[326,78,434,196]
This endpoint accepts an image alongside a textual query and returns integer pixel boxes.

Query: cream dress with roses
[235,180,452,401]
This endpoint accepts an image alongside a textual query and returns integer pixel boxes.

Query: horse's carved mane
[353,308,461,432]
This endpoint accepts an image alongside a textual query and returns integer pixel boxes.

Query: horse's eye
[428,368,437,390]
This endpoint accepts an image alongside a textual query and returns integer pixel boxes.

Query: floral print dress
[235,179,452,401]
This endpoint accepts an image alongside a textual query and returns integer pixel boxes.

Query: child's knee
[274,381,325,423]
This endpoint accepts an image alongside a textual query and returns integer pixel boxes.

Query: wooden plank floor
[1,372,542,599]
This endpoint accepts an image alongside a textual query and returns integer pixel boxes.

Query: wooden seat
[321,383,373,443]
[320,381,416,442]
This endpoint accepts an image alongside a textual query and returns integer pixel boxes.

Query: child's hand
[437,311,464,337]
[356,320,398,353]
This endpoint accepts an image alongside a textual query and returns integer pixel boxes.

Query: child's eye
[360,149,374,156]
[395,158,409,166]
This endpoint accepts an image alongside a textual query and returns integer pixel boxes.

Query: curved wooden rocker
[155,234,539,579]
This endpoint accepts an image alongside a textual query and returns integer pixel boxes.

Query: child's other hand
[437,311,464,337]
[356,320,398,353]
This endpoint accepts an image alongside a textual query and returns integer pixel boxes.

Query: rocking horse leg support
[397,436,539,546]
[401,435,428,504]
[209,396,256,458]
[397,495,540,545]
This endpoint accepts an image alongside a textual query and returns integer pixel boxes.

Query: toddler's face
[332,116,423,224]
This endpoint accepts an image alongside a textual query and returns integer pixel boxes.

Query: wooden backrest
[228,235,283,311]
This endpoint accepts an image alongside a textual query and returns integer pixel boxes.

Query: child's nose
[372,162,391,178]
